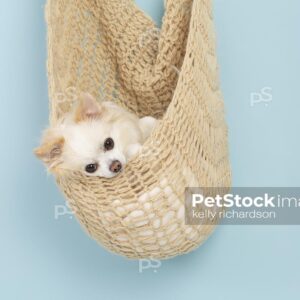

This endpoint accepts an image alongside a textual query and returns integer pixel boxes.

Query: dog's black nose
[110,160,122,173]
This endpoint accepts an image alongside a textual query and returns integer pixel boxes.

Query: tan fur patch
[34,137,65,163]
[74,93,104,123]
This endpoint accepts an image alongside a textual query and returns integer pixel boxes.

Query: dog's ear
[74,93,104,122]
[34,130,65,170]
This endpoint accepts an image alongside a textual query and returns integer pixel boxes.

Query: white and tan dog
[35,93,157,178]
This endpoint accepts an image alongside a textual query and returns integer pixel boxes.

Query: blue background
[0,0,299,299]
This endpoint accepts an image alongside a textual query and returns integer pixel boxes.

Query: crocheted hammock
[45,0,231,259]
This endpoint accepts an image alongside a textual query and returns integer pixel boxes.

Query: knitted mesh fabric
[45,0,231,259]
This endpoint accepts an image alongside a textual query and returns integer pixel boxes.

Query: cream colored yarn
[45,0,231,259]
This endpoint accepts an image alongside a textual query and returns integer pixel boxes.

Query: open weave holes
[46,0,231,259]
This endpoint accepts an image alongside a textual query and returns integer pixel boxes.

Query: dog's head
[34,93,130,178]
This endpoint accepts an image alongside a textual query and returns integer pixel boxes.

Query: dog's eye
[104,138,114,151]
[85,163,98,173]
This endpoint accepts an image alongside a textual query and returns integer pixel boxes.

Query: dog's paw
[139,116,158,140]
[126,143,142,159]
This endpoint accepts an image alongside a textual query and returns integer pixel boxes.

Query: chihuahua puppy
[35,93,157,178]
